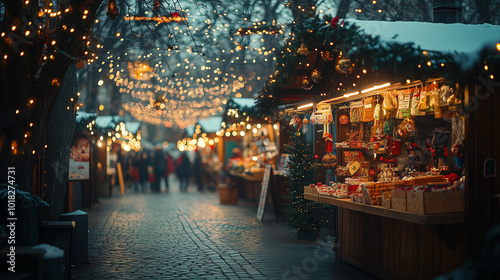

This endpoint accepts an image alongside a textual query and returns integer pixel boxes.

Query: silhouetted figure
[152,148,166,192]
[164,152,175,191]
[176,152,191,192]
[139,150,150,192]
[193,150,204,192]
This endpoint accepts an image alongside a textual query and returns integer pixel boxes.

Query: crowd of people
[118,148,204,193]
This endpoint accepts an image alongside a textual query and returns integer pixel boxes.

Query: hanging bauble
[107,0,119,19]
[311,69,322,83]
[76,59,85,69]
[300,76,313,90]
[297,43,309,56]
[335,53,355,74]
[321,50,334,61]
[302,117,309,125]
[339,115,349,125]
[322,153,338,169]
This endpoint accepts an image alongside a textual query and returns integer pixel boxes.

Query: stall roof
[349,19,500,55]
[197,116,222,133]
[75,111,96,122]
[94,115,123,129]
[185,116,223,136]
[230,97,255,108]
[125,122,141,134]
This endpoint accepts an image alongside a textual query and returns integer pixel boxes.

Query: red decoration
[331,16,339,28]
[339,115,349,125]
[76,60,85,69]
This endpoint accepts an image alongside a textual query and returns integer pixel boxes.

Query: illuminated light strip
[123,15,187,23]
[297,103,313,110]
[360,82,391,93]
[343,91,359,98]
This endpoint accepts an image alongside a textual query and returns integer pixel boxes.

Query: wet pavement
[72,178,380,280]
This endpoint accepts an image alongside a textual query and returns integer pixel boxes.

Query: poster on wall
[68,135,90,180]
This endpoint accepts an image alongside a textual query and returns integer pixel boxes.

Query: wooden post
[68,181,73,212]
[117,162,125,195]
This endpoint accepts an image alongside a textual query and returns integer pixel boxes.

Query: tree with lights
[283,129,331,240]
[0,0,104,246]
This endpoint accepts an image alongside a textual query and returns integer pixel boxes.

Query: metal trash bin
[33,244,64,280]
[59,210,88,264]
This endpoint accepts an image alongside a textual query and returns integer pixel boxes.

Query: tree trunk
[40,64,79,222]
[336,0,352,18]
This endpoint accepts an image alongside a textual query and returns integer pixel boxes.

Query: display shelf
[304,194,465,225]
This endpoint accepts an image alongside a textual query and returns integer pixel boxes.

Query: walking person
[152,147,166,192]
[138,150,150,192]
[176,151,191,192]
[193,150,204,192]
[164,151,175,192]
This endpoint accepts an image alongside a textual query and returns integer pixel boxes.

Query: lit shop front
[256,17,500,279]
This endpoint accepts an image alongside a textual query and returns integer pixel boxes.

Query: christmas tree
[283,129,332,238]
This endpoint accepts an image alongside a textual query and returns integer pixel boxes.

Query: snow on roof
[198,116,222,133]
[95,115,122,129]
[75,111,96,122]
[125,122,141,134]
[349,19,500,54]
[231,97,255,108]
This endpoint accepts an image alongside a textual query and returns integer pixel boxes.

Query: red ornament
[77,60,85,69]
[315,155,319,159]
[339,115,349,125]
[331,16,339,28]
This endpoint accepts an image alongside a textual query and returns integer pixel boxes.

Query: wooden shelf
[304,194,465,225]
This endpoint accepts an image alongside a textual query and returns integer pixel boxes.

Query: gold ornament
[321,50,334,61]
[322,153,338,169]
[302,117,309,125]
[300,76,313,90]
[311,69,322,83]
[297,43,309,56]
[335,53,355,75]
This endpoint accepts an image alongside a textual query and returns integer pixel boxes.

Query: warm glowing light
[497,43,500,51]
[360,82,391,93]
[297,103,313,110]
[406,79,411,84]
[484,65,489,71]
[99,105,104,111]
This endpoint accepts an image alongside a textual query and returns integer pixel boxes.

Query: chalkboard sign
[257,164,272,221]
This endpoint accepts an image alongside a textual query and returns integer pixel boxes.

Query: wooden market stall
[256,16,500,280]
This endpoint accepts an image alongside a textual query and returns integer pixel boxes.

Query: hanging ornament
[321,50,334,61]
[339,114,349,125]
[106,0,119,19]
[76,59,85,69]
[331,16,340,28]
[297,43,309,56]
[302,117,309,125]
[311,69,322,83]
[300,76,313,90]
[335,52,355,74]
[322,153,338,169]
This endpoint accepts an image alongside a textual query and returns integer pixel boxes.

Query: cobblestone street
[72,179,379,280]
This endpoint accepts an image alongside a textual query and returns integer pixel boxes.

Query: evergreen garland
[283,129,331,233]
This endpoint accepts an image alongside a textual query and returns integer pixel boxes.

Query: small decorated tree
[283,129,332,240]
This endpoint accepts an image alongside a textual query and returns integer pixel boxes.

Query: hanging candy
[335,52,355,75]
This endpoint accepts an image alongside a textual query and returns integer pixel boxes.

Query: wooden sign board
[257,164,272,221]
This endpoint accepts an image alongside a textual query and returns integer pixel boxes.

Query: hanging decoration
[321,50,334,61]
[300,76,314,90]
[235,24,283,36]
[76,59,86,69]
[297,43,309,56]
[302,116,309,125]
[123,13,187,23]
[335,52,355,74]
[152,95,166,111]
[339,114,349,125]
[106,0,119,19]
[311,69,322,83]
